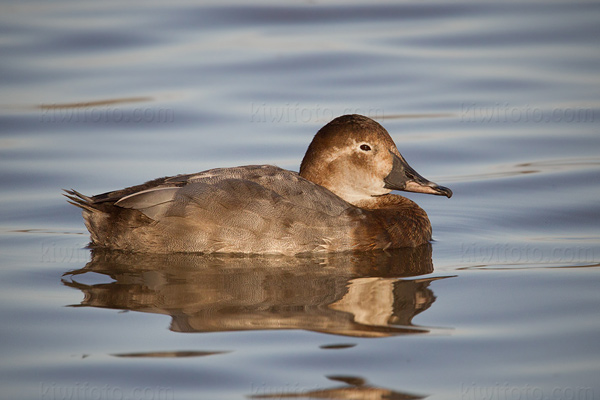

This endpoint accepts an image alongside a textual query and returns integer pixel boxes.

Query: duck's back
[66,165,367,254]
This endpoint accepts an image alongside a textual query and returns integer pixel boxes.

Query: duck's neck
[353,194,433,249]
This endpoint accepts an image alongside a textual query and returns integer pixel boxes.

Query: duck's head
[299,114,452,205]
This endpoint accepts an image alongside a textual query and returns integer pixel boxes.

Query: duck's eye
[360,144,371,151]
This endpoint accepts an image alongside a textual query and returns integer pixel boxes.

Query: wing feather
[115,187,181,220]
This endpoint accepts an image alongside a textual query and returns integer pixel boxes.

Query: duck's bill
[383,151,453,198]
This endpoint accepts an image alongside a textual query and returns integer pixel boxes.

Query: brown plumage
[65,114,451,254]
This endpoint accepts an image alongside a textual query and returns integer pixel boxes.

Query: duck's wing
[90,175,187,204]
[65,165,362,253]
[67,164,433,253]
[114,187,182,220]
[104,165,354,221]
[74,166,274,209]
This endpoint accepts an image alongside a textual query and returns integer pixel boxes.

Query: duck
[65,114,452,254]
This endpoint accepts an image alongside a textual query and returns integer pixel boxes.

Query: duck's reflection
[62,244,447,337]
[249,375,424,400]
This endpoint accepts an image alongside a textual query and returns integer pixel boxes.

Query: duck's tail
[63,189,97,213]
[64,188,157,250]
[64,189,115,247]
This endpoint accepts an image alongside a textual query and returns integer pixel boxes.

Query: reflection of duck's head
[62,246,451,338]
[300,114,452,205]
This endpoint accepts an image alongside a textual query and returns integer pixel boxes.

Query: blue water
[1,1,599,399]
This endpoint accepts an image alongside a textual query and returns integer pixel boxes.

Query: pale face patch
[321,138,396,204]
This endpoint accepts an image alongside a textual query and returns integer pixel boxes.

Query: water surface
[1,1,599,399]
